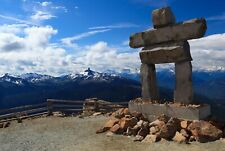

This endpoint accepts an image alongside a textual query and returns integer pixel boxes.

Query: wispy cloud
[0,14,37,26]
[61,29,111,46]
[89,23,139,30]
[207,13,225,21]
[31,11,56,21]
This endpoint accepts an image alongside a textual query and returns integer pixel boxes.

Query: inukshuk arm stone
[140,41,192,64]
[140,63,159,100]
[129,18,207,48]
[174,61,193,104]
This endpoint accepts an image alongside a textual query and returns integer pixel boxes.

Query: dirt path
[0,116,225,151]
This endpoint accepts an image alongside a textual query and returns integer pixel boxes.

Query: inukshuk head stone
[129,7,207,104]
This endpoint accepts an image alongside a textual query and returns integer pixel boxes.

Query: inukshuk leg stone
[140,63,159,100]
[174,61,193,104]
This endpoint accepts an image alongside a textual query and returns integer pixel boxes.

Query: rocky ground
[0,114,225,151]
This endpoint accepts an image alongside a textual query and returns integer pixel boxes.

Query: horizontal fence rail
[47,99,84,115]
[0,102,48,123]
[0,99,129,123]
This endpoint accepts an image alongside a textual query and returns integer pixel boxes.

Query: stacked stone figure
[129,7,207,104]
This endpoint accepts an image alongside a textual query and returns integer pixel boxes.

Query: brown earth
[0,116,225,151]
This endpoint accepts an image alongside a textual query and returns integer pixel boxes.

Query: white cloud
[0,22,225,76]
[207,13,225,21]
[31,11,56,22]
[73,41,140,72]
[89,23,139,30]
[190,33,225,71]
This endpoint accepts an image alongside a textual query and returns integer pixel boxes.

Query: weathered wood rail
[0,99,129,123]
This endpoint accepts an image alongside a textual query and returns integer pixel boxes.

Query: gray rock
[140,41,192,64]
[174,61,193,104]
[129,18,207,48]
[152,7,176,28]
[140,64,159,100]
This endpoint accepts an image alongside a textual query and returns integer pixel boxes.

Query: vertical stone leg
[140,63,159,100]
[174,61,193,104]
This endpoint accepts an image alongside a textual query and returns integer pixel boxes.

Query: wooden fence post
[47,100,53,116]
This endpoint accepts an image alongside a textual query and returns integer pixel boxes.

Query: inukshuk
[129,7,207,104]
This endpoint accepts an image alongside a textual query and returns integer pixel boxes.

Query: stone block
[152,7,176,28]
[129,18,207,48]
[140,64,159,100]
[140,41,192,64]
[174,61,193,104]
[128,101,211,121]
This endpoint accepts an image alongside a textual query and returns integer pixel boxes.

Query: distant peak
[83,68,95,76]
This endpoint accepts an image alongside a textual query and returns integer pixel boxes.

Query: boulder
[142,121,149,129]
[189,136,196,142]
[149,119,166,129]
[180,129,189,138]
[137,128,149,137]
[140,41,192,64]
[119,117,138,131]
[142,134,160,143]
[126,127,139,136]
[130,111,142,119]
[158,118,180,140]
[123,108,130,115]
[110,124,122,134]
[129,18,207,48]
[152,7,176,28]
[157,114,170,123]
[149,126,160,135]
[173,131,187,143]
[112,108,125,118]
[180,120,191,129]
[187,121,223,143]
[103,118,119,131]
[137,120,144,127]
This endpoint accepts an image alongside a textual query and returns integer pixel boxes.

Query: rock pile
[96,108,225,143]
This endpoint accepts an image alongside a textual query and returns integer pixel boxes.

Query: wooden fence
[0,99,128,123]
[0,102,48,123]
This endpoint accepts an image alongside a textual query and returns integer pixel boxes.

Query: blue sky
[0,0,225,76]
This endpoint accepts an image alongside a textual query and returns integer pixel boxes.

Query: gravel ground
[0,115,225,151]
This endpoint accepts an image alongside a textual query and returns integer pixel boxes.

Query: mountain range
[0,68,224,109]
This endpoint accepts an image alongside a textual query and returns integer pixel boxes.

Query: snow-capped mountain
[19,73,54,83]
[0,68,141,109]
[0,68,225,110]
[0,73,26,85]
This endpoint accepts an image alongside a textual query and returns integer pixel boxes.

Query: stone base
[129,100,211,121]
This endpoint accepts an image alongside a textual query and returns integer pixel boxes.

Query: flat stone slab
[129,18,207,48]
[140,41,192,64]
[129,100,211,121]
